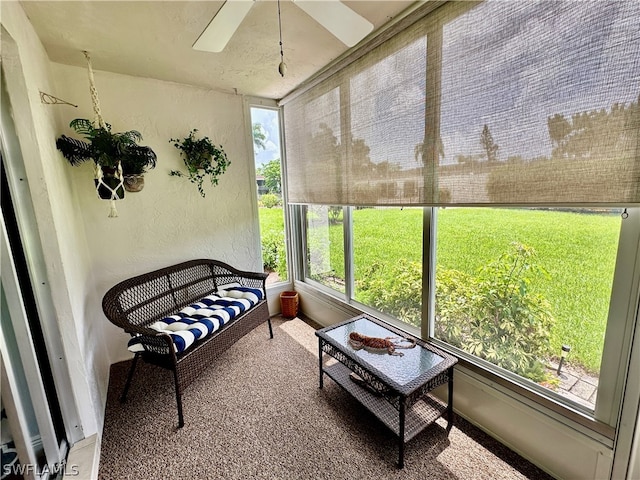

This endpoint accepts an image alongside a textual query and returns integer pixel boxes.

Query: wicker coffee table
[316,313,457,468]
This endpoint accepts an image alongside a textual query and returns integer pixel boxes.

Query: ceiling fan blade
[193,0,254,53]
[293,0,374,47]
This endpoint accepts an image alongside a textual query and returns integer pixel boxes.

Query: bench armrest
[126,328,174,356]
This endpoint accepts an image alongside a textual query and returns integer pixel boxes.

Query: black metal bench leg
[267,318,274,339]
[120,353,139,403]
[173,368,184,428]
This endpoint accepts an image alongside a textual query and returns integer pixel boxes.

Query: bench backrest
[102,259,266,332]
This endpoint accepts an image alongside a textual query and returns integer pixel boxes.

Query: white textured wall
[2,1,261,442]
[1,2,99,437]
[51,63,261,367]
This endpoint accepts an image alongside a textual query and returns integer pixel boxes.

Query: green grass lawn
[260,206,621,373]
[258,206,285,235]
[436,208,620,373]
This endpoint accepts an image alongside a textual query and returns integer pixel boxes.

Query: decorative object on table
[55,51,157,216]
[169,129,229,198]
[348,331,416,356]
[279,290,299,318]
[348,372,386,396]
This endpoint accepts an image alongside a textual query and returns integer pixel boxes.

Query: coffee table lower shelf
[323,361,448,443]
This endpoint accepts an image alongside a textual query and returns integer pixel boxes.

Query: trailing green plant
[56,118,157,173]
[170,129,230,197]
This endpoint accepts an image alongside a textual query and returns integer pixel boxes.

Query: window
[432,207,622,411]
[286,0,640,430]
[299,204,635,417]
[353,207,423,327]
[305,205,345,294]
[250,106,288,285]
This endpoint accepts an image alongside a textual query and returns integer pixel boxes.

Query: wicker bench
[102,259,273,428]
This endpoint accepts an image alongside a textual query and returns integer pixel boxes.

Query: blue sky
[250,107,281,168]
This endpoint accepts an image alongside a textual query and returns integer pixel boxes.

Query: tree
[480,124,499,164]
[547,97,640,161]
[261,158,281,194]
[350,137,372,173]
[547,113,572,155]
[414,137,445,164]
[252,123,267,152]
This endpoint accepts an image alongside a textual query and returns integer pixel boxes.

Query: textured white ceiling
[20,1,415,99]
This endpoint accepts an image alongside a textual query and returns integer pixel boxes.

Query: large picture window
[300,205,627,412]
[285,0,640,433]
[433,207,622,411]
[353,207,423,326]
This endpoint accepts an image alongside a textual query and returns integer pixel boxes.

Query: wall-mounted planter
[169,129,230,198]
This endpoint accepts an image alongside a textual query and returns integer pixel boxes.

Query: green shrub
[356,259,422,327]
[356,242,554,382]
[261,230,287,278]
[436,243,554,381]
[260,193,281,208]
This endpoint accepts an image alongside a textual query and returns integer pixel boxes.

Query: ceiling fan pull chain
[277,0,287,77]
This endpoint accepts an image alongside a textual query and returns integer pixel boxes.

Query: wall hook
[39,91,78,107]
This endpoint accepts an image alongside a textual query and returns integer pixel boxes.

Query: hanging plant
[54,51,157,216]
[56,118,157,195]
[169,129,230,198]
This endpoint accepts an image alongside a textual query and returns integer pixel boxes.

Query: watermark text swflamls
[2,459,80,477]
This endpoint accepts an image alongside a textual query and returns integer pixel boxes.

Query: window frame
[283,0,640,443]
[294,204,639,439]
[246,98,292,288]
[425,206,636,423]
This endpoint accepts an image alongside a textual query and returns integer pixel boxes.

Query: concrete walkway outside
[546,360,598,410]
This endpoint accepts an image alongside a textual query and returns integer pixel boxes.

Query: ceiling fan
[192,0,374,53]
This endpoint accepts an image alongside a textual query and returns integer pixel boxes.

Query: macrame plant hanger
[83,50,124,218]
